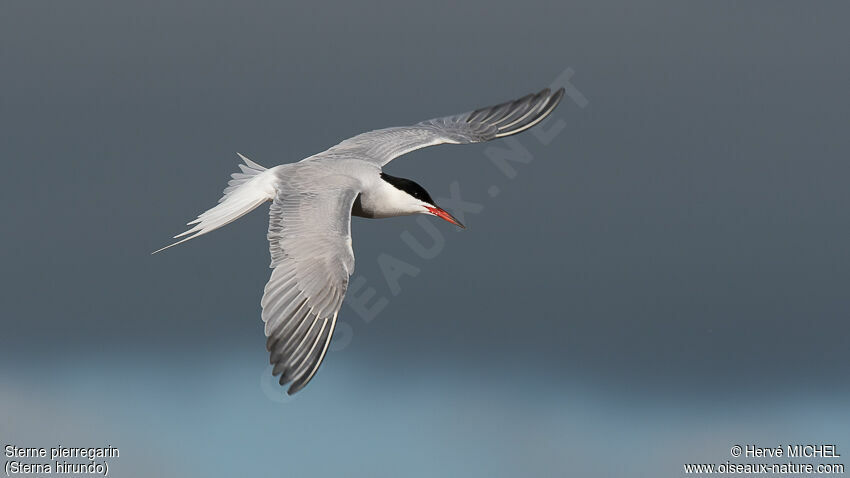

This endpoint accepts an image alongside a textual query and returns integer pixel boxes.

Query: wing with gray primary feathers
[261,175,360,394]
[322,87,565,166]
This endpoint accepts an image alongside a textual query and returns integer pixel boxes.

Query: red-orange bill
[426,206,465,228]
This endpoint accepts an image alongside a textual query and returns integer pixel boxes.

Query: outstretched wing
[322,87,565,166]
[261,174,360,394]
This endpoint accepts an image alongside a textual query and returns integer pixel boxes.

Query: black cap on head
[380,173,435,206]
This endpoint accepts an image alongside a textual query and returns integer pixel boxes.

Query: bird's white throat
[352,176,428,219]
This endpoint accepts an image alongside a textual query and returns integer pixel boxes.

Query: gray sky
[1,1,848,476]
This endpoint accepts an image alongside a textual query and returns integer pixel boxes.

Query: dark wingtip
[551,87,566,107]
[286,382,304,395]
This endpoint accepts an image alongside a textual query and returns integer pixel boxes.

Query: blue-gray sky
[2,1,848,476]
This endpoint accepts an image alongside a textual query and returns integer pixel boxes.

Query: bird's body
[155,87,565,394]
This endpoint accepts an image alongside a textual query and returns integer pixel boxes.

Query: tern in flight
[155,87,565,394]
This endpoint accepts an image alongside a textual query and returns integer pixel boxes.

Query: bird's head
[380,173,465,228]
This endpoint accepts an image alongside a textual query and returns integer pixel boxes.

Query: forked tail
[152,154,277,254]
